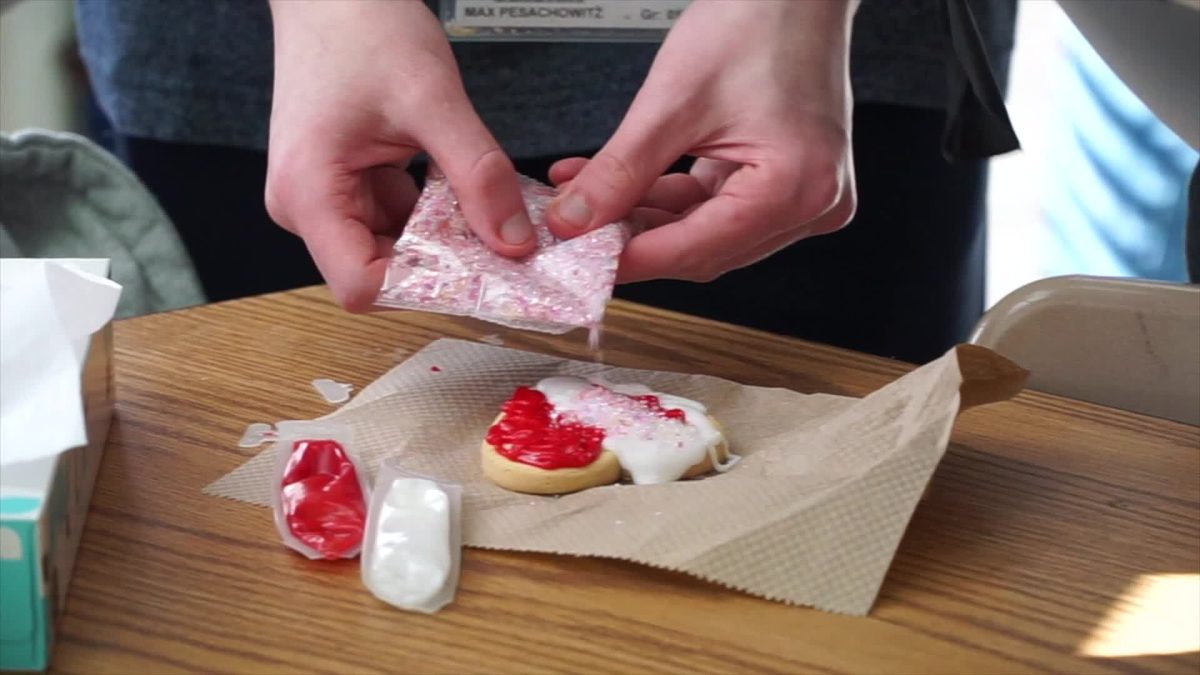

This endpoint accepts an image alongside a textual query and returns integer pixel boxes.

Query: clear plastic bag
[270,420,371,561]
[360,460,463,614]
[375,168,631,334]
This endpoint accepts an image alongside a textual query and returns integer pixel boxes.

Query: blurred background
[1,0,1196,311]
[986,0,1197,305]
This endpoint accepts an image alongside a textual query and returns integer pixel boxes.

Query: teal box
[0,259,115,672]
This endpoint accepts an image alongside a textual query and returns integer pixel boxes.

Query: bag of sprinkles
[361,461,463,614]
[270,421,371,561]
[375,168,631,335]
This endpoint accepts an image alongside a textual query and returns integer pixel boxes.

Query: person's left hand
[545,0,859,284]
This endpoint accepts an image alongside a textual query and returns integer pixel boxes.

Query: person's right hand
[265,0,535,312]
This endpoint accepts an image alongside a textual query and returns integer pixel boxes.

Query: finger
[266,151,398,311]
[617,166,851,284]
[719,194,855,272]
[705,217,816,276]
[629,206,684,232]
[293,177,395,312]
[546,105,690,238]
[559,167,709,214]
[366,164,420,238]
[639,173,711,213]
[614,166,800,284]
[690,158,739,195]
[615,194,772,284]
[303,222,395,313]
[418,89,536,257]
[549,157,589,186]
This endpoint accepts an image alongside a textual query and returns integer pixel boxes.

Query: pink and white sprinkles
[563,385,689,442]
[375,170,631,334]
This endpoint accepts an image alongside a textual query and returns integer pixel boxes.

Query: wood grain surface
[50,287,1200,674]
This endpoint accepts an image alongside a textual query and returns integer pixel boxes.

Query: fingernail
[553,192,592,230]
[500,212,534,245]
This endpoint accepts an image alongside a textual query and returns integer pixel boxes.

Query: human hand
[546,0,859,284]
[264,0,535,311]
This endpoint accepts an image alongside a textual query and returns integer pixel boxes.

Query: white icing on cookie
[534,376,731,485]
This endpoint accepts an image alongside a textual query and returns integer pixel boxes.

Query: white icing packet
[360,460,463,614]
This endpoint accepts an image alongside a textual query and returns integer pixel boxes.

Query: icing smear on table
[311,378,353,404]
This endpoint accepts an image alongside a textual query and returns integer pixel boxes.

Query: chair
[970,275,1200,425]
[1,129,205,318]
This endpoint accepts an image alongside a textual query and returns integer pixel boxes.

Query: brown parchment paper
[205,338,1026,616]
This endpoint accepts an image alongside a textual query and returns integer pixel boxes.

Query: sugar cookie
[482,377,734,495]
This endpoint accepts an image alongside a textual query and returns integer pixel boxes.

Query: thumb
[546,110,687,239]
[419,92,536,257]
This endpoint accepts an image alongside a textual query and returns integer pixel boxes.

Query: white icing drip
[708,444,741,473]
[534,376,726,485]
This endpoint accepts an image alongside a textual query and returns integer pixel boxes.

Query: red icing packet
[375,168,631,334]
[270,421,370,561]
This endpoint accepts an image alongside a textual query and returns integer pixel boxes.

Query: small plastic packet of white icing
[269,420,371,561]
[361,459,463,613]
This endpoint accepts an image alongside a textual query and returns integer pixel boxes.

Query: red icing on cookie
[487,386,689,470]
[632,394,688,421]
[487,387,605,469]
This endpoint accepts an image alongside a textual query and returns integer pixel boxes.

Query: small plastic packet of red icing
[360,459,463,614]
[270,420,371,561]
[375,167,632,334]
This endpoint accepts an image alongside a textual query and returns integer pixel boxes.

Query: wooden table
[51,287,1200,674]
